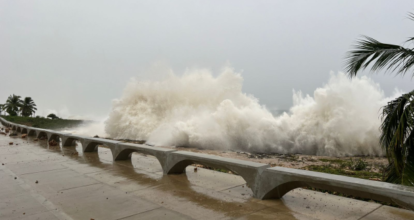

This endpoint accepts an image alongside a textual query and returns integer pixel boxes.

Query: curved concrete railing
[0,116,413,210]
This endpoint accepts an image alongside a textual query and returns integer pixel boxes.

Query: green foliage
[47,113,59,120]
[306,164,381,180]
[380,91,414,185]
[20,97,37,117]
[2,116,85,130]
[350,158,368,171]
[318,158,345,163]
[320,158,369,171]
[4,94,22,116]
[3,95,37,117]
[345,36,414,77]
[345,12,414,186]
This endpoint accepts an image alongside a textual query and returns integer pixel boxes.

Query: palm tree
[4,94,23,116]
[20,97,37,117]
[345,13,414,186]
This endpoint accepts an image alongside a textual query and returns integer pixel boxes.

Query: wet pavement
[0,131,413,220]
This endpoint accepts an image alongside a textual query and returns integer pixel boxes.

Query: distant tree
[345,12,414,185]
[4,94,23,116]
[47,113,59,120]
[20,97,37,117]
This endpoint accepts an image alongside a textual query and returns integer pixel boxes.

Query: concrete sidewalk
[0,133,413,220]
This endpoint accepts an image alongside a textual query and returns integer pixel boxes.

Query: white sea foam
[104,66,397,156]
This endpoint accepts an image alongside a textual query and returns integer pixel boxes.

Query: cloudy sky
[1,0,413,118]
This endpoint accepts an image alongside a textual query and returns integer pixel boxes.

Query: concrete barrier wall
[0,117,413,210]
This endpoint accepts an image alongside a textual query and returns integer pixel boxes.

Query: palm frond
[345,36,414,77]
[347,11,414,187]
[20,97,37,117]
[409,12,414,21]
[380,90,414,185]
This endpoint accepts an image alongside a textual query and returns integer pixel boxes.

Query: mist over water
[104,67,397,156]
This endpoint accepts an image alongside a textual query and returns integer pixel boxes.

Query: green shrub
[351,158,367,171]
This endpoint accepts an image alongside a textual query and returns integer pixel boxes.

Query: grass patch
[192,164,235,174]
[305,165,382,180]
[2,116,86,130]
[318,158,346,163]
[319,158,369,171]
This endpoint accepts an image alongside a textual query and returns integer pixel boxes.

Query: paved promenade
[0,131,413,219]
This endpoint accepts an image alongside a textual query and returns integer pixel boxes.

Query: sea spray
[104,67,394,156]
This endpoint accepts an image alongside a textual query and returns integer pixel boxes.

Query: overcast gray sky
[1,0,413,118]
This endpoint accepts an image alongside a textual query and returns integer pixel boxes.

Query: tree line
[0,94,37,117]
[0,94,60,119]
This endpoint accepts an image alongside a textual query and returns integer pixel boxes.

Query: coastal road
[0,131,413,219]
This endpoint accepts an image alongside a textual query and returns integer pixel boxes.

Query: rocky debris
[116,138,146,144]
[93,135,99,138]
[237,151,283,159]
[0,131,6,135]
[9,142,13,145]
[39,136,47,140]
[49,140,58,146]
[34,138,39,141]
[344,170,356,175]
[9,132,18,137]
[194,167,198,172]
[369,178,381,181]
[5,128,10,133]
[21,134,27,138]
[35,180,38,184]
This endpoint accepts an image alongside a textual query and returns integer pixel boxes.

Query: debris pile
[49,139,58,146]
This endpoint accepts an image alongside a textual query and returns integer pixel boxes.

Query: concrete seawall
[1,116,413,210]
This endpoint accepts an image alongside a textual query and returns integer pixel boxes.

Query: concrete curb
[0,116,413,210]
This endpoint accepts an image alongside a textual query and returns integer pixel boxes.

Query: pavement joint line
[218,183,246,192]
[19,167,68,176]
[72,170,104,175]
[357,204,383,220]
[20,167,67,176]
[58,182,101,192]
[0,164,74,220]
